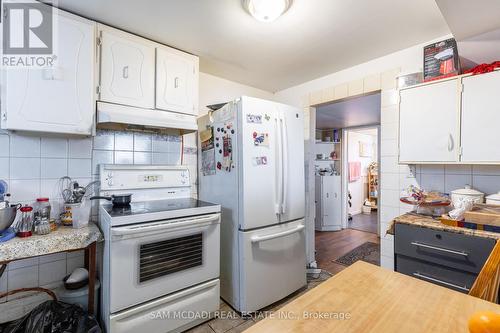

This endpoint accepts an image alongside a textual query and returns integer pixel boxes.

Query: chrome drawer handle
[413,272,470,292]
[410,241,468,257]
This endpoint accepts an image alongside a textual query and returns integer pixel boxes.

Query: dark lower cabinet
[394,223,496,294]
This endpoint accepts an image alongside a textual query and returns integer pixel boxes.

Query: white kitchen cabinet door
[315,175,342,231]
[156,46,199,115]
[1,8,95,135]
[99,25,155,109]
[461,71,500,162]
[399,79,460,163]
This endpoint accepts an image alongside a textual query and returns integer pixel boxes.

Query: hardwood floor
[348,211,378,234]
[315,228,380,274]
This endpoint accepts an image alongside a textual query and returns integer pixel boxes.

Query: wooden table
[0,224,102,315]
[244,261,500,333]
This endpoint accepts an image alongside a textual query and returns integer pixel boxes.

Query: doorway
[312,92,381,274]
[345,127,379,234]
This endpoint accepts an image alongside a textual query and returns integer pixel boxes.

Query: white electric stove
[97,165,221,333]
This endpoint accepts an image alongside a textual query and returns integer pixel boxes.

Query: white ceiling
[316,93,381,129]
[54,0,450,92]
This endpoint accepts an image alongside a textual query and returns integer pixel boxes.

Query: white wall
[347,129,377,215]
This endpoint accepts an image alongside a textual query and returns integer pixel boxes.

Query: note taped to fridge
[253,132,269,146]
[252,156,268,166]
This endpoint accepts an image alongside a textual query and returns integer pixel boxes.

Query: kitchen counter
[244,261,500,333]
[387,212,500,240]
[0,223,103,263]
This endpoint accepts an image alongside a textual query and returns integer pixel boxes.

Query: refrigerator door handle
[274,117,283,215]
[280,116,288,214]
[250,225,305,243]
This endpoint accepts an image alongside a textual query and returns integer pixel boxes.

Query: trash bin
[56,280,100,312]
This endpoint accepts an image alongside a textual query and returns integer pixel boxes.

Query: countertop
[0,223,103,263]
[244,261,500,333]
[387,212,500,240]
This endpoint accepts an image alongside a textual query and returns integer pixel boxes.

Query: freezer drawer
[109,279,219,333]
[396,255,477,294]
[238,219,307,313]
[394,223,495,274]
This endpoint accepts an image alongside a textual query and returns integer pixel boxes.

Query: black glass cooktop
[103,198,219,218]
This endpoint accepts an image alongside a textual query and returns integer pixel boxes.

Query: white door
[279,104,306,223]
[99,25,155,109]
[461,71,500,162]
[238,97,280,230]
[399,79,460,163]
[238,219,306,312]
[1,8,95,135]
[156,46,199,115]
[322,175,342,230]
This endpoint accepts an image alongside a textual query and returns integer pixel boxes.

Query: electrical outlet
[407,165,416,178]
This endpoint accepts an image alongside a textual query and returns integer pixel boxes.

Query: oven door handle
[251,225,304,243]
[111,213,220,237]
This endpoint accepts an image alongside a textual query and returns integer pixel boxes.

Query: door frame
[341,125,381,235]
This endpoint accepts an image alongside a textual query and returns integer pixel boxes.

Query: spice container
[17,205,34,238]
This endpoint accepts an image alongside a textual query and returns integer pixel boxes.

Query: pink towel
[349,162,361,183]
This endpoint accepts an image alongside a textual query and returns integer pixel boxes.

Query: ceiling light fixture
[242,0,292,22]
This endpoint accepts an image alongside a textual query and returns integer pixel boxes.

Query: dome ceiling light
[242,0,293,22]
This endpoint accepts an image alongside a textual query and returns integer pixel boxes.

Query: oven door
[109,213,220,313]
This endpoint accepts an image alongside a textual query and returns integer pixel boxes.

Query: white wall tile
[472,175,500,195]
[380,255,394,270]
[41,158,67,179]
[8,258,39,270]
[420,174,445,192]
[420,165,445,175]
[472,165,500,176]
[115,151,134,164]
[152,137,169,153]
[134,133,152,152]
[39,253,67,264]
[40,179,61,199]
[380,206,400,224]
[380,156,399,174]
[93,131,114,150]
[152,152,169,164]
[10,179,40,202]
[381,89,398,107]
[0,158,9,179]
[399,173,419,190]
[7,266,39,296]
[380,173,399,190]
[444,174,472,193]
[10,158,40,179]
[68,159,92,178]
[380,139,397,157]
[380,189,400,208]
[381,105,399,124]
[69,138,92,159]
[92,150,113,174]
[38,259,67,285]
[10,135,40,157]
[445,165,472,175]
[41,137,68,158]
[66,255,84,275]
[114,132,134,151]
[134,152,152,165]
[0,135,10,157]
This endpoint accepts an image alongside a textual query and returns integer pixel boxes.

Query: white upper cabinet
[98,25,155,109]
[155,46,199,115]
[399,78,460,163]
[1,7,95,135]
[461,71,500,162]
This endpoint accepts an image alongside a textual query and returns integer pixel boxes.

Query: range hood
[96,102,198,133]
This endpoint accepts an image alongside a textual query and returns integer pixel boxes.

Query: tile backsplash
[0,129,197,303]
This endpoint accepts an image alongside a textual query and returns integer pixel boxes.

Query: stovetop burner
[103,198,219,218]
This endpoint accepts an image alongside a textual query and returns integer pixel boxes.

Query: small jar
[34,198,51,223]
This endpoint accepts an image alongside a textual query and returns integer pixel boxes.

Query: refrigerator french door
[238,97,305,230]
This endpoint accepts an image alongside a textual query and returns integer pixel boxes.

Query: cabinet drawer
[394,223,495,274]
[396,255,477,293]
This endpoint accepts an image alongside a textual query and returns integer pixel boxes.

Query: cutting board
[464,204,500,227]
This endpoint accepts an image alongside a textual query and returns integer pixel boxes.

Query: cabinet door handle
[174,77,180,88]
[122,66,129,79]
[413,272,470,292]
[448,133,454,152]
[411,241,468,257]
